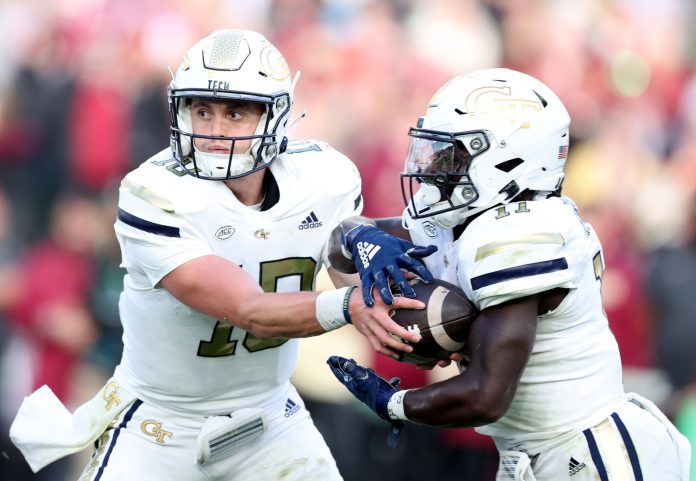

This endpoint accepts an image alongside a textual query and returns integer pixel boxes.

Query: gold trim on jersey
[121,177,176,213]
[475,232,565,261]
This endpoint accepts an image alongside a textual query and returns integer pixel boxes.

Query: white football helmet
[401,68,571,228]
[168,29,298,180]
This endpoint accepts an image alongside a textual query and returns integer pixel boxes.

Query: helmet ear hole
[499,180,521,200]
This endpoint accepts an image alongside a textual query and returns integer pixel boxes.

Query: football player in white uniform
[8,29,436,481]
[327,68,691,480]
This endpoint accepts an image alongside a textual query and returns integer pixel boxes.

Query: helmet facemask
[169,91,291,179]
[401,128,489,227]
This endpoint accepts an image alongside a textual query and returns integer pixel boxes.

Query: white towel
[9,379,136,472]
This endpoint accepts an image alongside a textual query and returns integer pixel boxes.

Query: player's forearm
[234,291,328,338]
[161,254,417,346]
[235,288,424,355]
[182,283,348,339]
[403,299,537,427]
[161,255,347,338]
[402,375,508,428]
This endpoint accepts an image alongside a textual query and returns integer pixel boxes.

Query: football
[391,278,478,365]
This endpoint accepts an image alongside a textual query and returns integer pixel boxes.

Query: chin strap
[284,70,305,135]
[288,71,304,126]
[290,70,302,95]
[193,149,255,178]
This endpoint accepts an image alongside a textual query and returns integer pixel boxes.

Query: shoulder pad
[279,140,361,194]
[120,150,210,215]
[457,200,575,309]
[461,200,567,266]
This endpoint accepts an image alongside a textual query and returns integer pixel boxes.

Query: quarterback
[9,29,432,481]
[328,68,691,480]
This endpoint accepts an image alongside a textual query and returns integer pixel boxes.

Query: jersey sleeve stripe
[121,177,175,213]
[471,257,569,290]
[475,232,565,261]
[117,209,181,238]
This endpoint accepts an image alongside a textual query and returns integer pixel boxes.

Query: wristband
[342,285,357,324]
[316,286,357,331]
[387,390,410,421]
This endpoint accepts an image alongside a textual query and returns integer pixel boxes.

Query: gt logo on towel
[141,420,173,444]
[102,381,121,411]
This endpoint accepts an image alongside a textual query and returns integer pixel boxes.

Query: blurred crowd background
[0,0,695,480]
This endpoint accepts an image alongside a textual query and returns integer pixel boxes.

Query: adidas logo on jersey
[285,399,300,417]
[356,241,381,268]
[298,211,322,230]
[569,457,586,476]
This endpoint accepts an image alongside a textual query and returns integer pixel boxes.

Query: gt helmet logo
[465,85,542,124]
[260,45,291,80]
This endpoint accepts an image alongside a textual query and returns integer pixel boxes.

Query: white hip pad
[497,450,537,481]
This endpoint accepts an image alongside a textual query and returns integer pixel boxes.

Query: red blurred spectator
[68,80,132,192]
[7,191,98,402]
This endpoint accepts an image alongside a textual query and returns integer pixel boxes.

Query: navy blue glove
[342,225,437,306]
[327,356,405,448]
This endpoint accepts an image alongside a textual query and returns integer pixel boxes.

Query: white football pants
[496,394,690,481]
[76,385,343,481]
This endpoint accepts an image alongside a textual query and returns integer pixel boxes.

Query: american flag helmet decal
[558,145,568,159]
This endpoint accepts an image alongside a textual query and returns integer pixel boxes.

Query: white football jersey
[113,140,362,415]
[405,195,625,447]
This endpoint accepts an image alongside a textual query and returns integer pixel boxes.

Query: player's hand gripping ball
[390,278,478,365]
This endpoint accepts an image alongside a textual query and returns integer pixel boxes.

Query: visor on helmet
[404,128,488,183]
[401,128,489,219]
